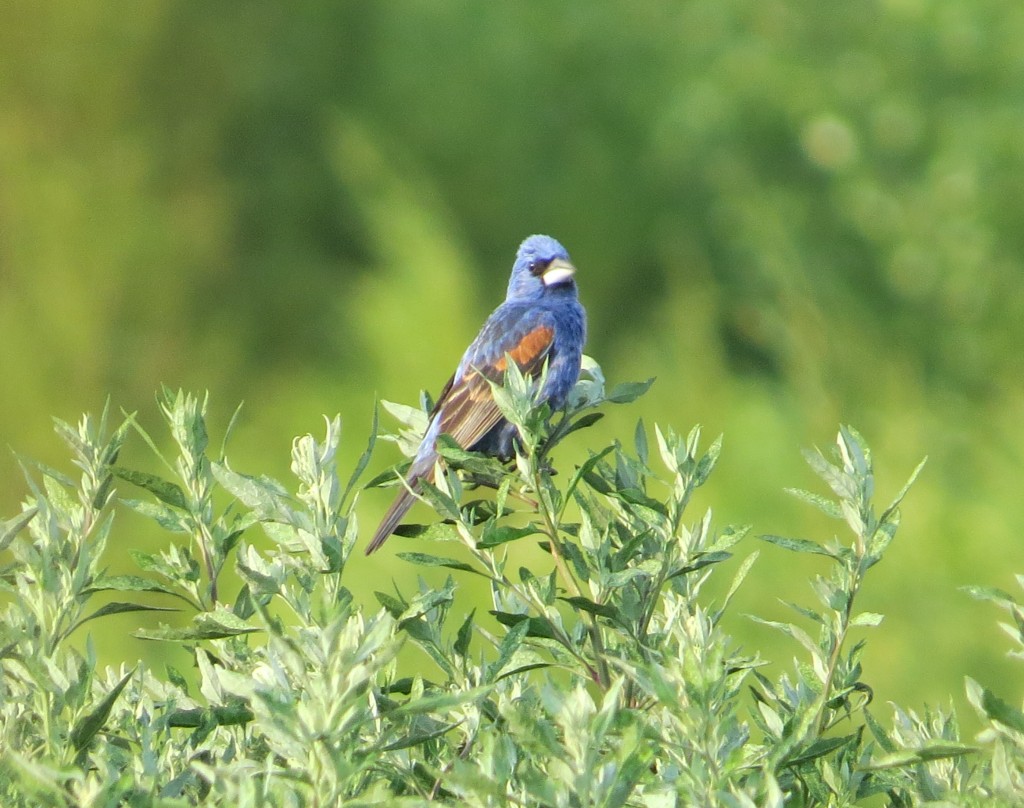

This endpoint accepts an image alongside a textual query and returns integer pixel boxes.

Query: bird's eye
[529,258,550,277]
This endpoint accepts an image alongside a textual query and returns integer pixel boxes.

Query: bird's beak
[542,258,576,287]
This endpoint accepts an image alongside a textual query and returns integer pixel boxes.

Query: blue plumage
[366,234,587,554]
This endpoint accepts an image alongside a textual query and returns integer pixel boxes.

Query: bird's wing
[434,314,556,450]
[365,311,555,556]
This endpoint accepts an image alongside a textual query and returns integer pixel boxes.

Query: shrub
[0,365,1016,805]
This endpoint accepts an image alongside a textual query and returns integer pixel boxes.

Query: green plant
[0,369,1010,805]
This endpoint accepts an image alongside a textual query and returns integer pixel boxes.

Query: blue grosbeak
[366,234,586,554]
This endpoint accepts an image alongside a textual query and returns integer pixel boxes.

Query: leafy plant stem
[531,462,610,689]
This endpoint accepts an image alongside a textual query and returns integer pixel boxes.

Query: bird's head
[506,234,577,301]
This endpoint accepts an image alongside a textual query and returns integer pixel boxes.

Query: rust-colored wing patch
[494,325,555,372]
[433,323,555,451]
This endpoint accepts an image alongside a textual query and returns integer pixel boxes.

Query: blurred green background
[3,2,1023,721]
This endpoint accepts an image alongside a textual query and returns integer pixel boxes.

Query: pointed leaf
[490,611,558,640]
[866,740,976,770]
[83,575,197,607]
[397,552,485,576]
[211,462,293,521]
[606,377,655,404]
[486,618,530,680]
[976,683,1024,732]
[135,610,260,642]
[564,446,616,505]
[341,407,377,508]
[0,507,37,552]
[634,419,649,466]
[785,488,842,519]
[436,435,509,478]
[878,456,927,527]
[850,611,884,628]
[961,585,1015,605]
[111,468,188,509]
[760,534,836,558]
[72,602,178,633]
[478,523,538,549]
[71,668,135,752]
[389,685,494,717]
[454,608,475,658]
[557,411,605,439]
[392,521,462,541]
[560,596,618,619]
[669,551,733,578]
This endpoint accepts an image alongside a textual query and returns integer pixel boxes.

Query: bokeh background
[3,2,1024,723]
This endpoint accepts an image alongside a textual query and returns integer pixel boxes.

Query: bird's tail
[364,490,415,554]
[365,462,434,555]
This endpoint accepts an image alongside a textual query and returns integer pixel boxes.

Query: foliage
[4,0,1024,716]
[0,370,1018,805]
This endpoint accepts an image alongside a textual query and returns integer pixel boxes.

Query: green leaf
[84,575,197,607]
[392,521,462,541]
[486,618,530,680]
[802,446,857,502]
[556,411,605,439]
[0,507,37,552]
[785,487,842,519]
[961,585,1015,605]
[71,602,178,635]
[760,534,836,557]
[381,399,429,432]
[748,616,820,659]
[135,610,260,642]
[388,684,493,717]
[236,561,281,597]
[380,720,463,751]
[2,751,78,800]
[218,399,246,461]
[850,611,884,627]
[694,434,722,485]
[669,551,733,578]
[564,446,616,505]
[490,611,558,641]
[706,524,750,553]
[786,734,856,765]
[166,703,253,728]
[717,550,759,618]
[417,478,463,522]
[617,487,668,517]
[454,608,475,658]
[606,562,660,587]
[560,596,618,619]
[863,708,896,754]
[111,467,188,509]
[582,468,613,496]
[375,591,406,618]
[436,434,510,477]
[342,406,378,507]
[478,523,538,548]
[122,498,188,532]
[974,682,1024,733]
[634,419,649,466]
[866,740,976,770]
[70,668,135,752]
[363,465,402,490]
[397,552,485,576]
[880,457,927,528]
[210,462,293,520]
[606,377,655,404]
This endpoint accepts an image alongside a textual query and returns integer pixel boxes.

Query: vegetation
[1,375,1021,805]
[3,2,1023,710]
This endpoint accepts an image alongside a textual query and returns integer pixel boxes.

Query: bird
[366,234,587,554]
